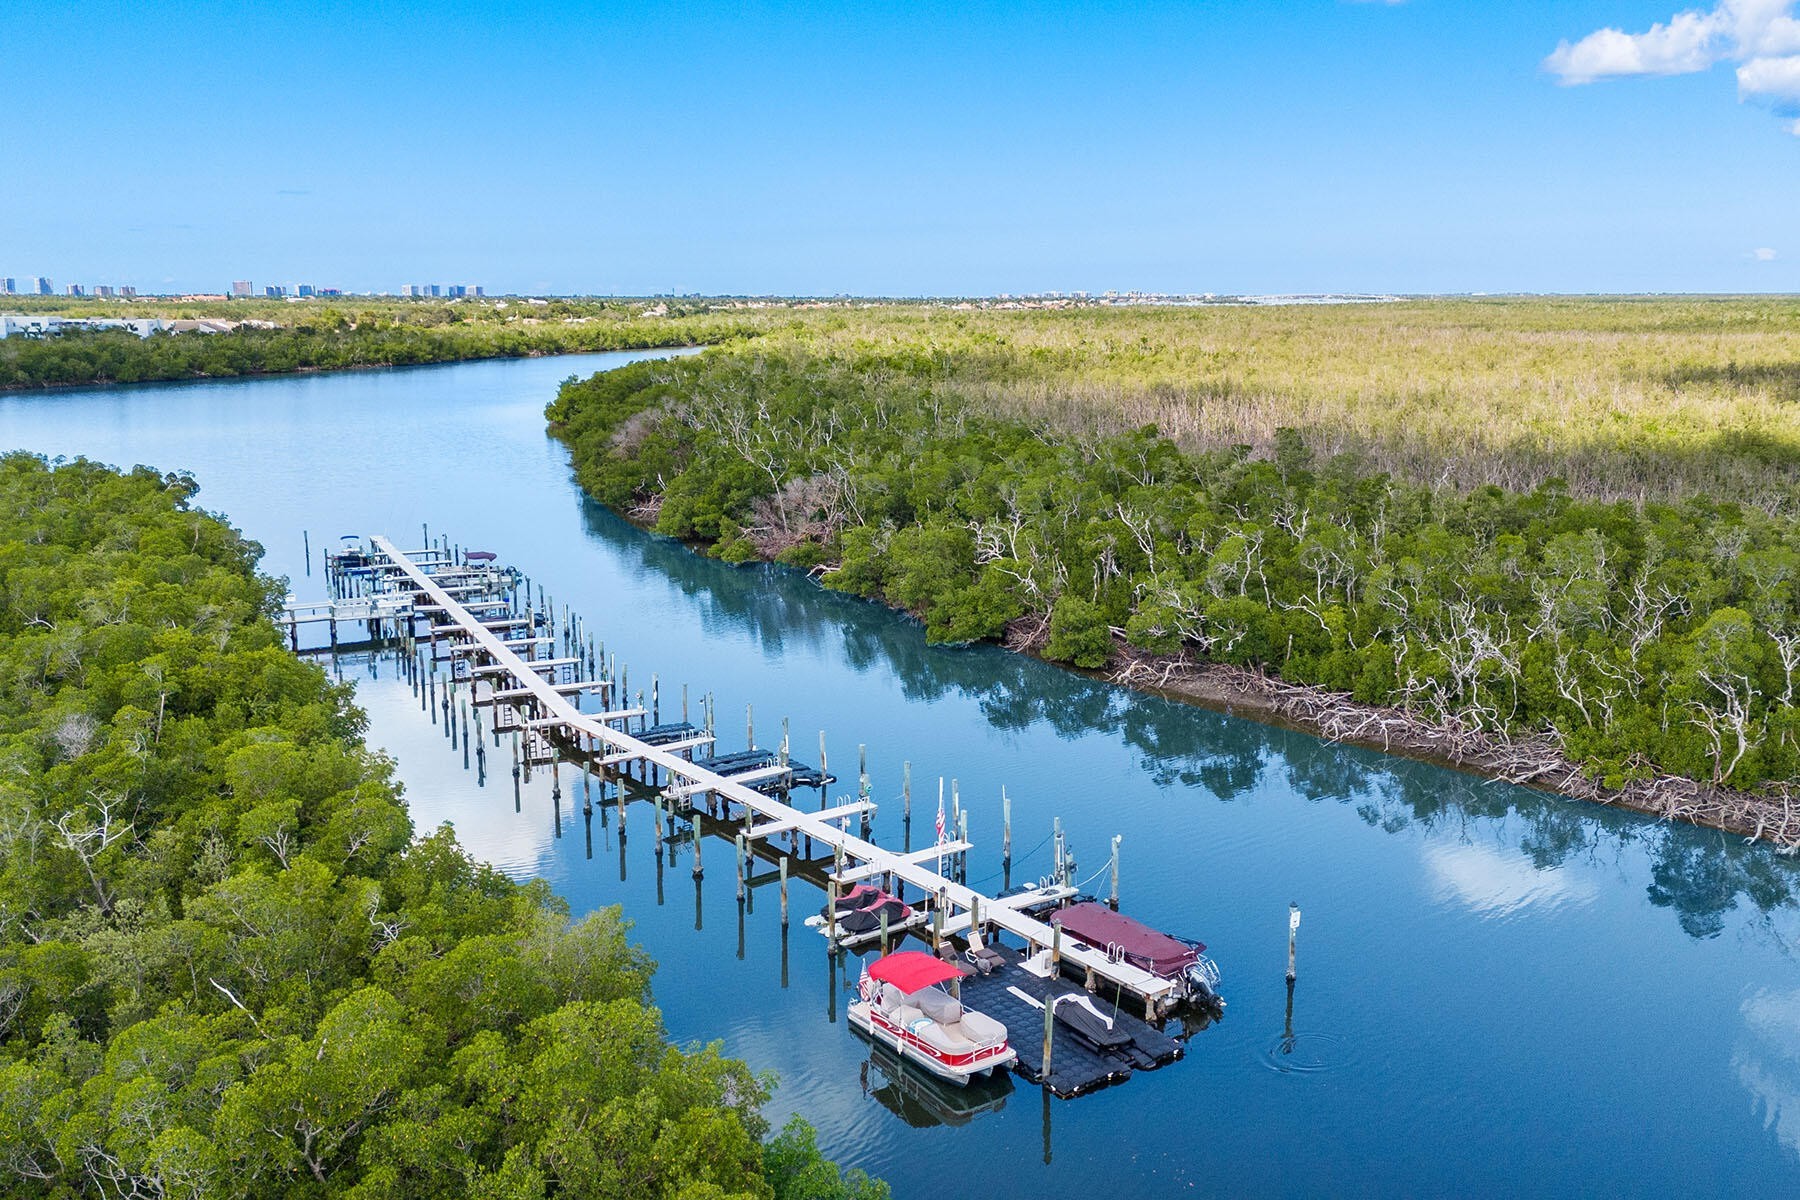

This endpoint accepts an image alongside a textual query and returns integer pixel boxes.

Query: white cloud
[1547,1,1800,128]
[1739,52,1800,99]
[1754,246,1781,259]
[1545,11,1727,83]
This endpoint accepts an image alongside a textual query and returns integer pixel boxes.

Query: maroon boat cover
[1051,902,1201,978]
[465,550,498,562]
[867,950,962,994]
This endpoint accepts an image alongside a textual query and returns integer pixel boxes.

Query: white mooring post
[1003,788,1012,865]
[1288,902,1301,983]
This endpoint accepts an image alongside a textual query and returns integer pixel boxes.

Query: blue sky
[5,0,1797,295]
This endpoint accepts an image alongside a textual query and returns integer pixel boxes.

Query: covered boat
[849,951,1017,1086]
[1051,902,1224,1013]
[330,534,371,570]
[830,887,913,936]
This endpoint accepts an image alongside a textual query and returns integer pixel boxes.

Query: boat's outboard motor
[1184,956,1225,1014]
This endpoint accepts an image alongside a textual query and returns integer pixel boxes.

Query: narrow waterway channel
[5,352,1799,1197]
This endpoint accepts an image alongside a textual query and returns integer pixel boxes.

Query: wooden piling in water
[1003,788,1012,867]
[826,873,839,946]
[779,856,789,927]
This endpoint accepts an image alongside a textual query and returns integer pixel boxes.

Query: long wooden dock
[357,534,1182,1016]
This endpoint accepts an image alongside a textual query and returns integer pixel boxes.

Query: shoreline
[1097,644,1800,850]
[0,341,709,394]
[602,491,1800,852]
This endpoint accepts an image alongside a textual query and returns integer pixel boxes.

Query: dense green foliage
[0,455,884,1199]
[543,295,1800,512]
[16,294,1800,515]
[0,301,757,389]
[551,342,1800,795]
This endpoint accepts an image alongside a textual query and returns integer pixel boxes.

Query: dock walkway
[366,534,1182,1015]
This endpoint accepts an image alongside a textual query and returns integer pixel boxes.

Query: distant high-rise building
[231,280,253,298]
[472,286,484,297]
[264,285,285,298]
[400,284,421,298]
[33,277,52,295]
[296,284,315,298]
[66,284,84,297]
[94,285,115,298]
[120,286,137,298]
[0,279,14,295]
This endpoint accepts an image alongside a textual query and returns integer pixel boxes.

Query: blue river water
[5,352,1800,1197]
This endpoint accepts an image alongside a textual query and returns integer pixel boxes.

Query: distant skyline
[7,1,1798,296]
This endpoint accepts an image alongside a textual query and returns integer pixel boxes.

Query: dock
[286,533,1203,1100]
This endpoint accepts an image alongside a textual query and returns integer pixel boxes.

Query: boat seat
[880,983,904,1013]
[957,1009,1006,1046]
[917,989,962,1024]
[909,1018,978,1057]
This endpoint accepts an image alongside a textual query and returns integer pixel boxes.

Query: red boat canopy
[867,950,961,994]
[1051,902,1202,978]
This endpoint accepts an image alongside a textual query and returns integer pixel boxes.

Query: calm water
[6,354,1800,1197]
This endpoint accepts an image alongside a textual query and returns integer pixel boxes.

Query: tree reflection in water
[581,496,1800,946]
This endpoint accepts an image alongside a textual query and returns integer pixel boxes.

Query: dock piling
[1288,902,1301,983]
[1003,788,1012,868]
[827,873,839,947]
